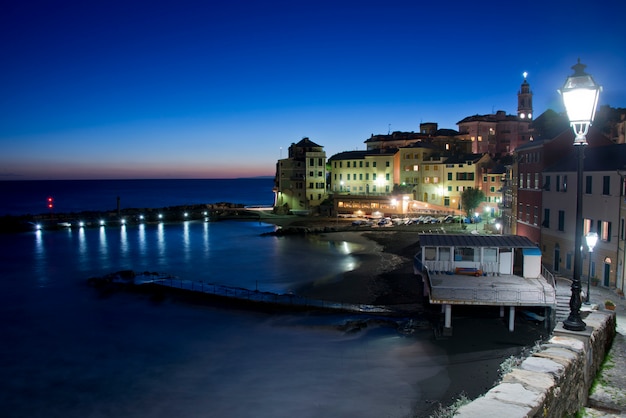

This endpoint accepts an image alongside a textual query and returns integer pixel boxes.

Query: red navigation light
[47,197,54,209]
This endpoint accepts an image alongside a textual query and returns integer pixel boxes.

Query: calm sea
[0,179,544,417]
[0,178,275,216]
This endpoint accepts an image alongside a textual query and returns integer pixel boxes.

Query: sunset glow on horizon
[1,0,625,180]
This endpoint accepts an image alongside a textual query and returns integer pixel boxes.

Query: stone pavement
[557,279,626,417]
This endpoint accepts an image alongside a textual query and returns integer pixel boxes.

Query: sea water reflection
[0,221,461,417]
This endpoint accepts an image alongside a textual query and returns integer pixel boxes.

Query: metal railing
[144,277,393,314]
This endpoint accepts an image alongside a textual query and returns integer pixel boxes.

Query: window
[556,175,561,192]
[543,208,550,228]
[544,175,550,191]
[373,173,377,181]
[309,171,314,177]
[600,221,612,242]
[359,173,363,180]
[439,247,451,261]
[562,175,567,192]
[347,161,350,168]
[490,186,495,193]
[424,247,437,261]
[359,161,363,168]
[365,173,369,180]
[534,173,539,189]
[455,247,477,262]
[534,206,538,225]
[585,176,592,194]
[558,210,565,231]
[566,253,572,270]
[347,174,351,180]
[385,173,390,181]
[373,162,377,168]
[483,248,497,263]
[527,173,531,188]
[365,162,369,168]
[309,158,314,166]
[448,173,453,181]
[603,176,610,195]
[385,161,390,167]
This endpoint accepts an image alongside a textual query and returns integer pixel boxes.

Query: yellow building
[441,154,493,212]
[328,149,398,196]
[274,138,327,214]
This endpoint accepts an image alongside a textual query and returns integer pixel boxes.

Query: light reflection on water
[0,221,540,418]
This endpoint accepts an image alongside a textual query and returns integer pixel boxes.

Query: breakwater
[0,202,264,232]
[87,270,405,316]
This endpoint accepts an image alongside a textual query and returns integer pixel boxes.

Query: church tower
[517,72,533,120]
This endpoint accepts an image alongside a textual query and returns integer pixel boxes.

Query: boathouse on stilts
[414,234,556,336]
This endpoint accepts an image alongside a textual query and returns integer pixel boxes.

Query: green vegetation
[427,393,470,418]
[460,188,485,217]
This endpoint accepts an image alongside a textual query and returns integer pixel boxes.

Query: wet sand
[294,230,422,307]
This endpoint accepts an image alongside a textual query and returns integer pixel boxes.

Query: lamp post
[559,59,601,331]
[585,232,598,304]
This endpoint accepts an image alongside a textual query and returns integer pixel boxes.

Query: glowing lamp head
[585,231,599,252]
[558,59,601,145]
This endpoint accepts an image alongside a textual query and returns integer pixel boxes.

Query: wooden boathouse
[414,234,556,336]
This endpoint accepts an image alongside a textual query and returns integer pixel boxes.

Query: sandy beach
[264,217,550,416]
[294,230,422,307]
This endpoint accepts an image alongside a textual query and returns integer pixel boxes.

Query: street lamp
[559,59,601,331]
[585,232,598,304]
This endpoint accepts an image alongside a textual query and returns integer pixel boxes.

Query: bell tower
[517,72,533,120]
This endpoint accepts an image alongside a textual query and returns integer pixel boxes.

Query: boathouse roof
[419,234,538,248]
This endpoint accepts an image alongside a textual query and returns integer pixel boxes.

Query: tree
[392,184,414,195]
[461,188,485,217]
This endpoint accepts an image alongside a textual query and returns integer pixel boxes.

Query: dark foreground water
[0,179,547,417]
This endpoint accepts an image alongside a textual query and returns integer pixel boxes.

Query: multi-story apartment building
[480,163,506,218]
[541,144,626,289]
[619,171,626,293]
[500,162,516,234]
[364,124,470,154]
[397,142,444,201]
[274,137,327,213]
[513,126,614,244]
[328,148,398,195]
[514,139,545,245]
[457,75,533,155]
[441,154,493,212]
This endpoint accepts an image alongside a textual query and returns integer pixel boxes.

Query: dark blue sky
[1,0,625,179]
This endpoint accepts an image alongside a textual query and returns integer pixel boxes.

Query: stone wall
[455,310,616,418]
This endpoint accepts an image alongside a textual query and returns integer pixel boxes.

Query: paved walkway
[556,278,626,416]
